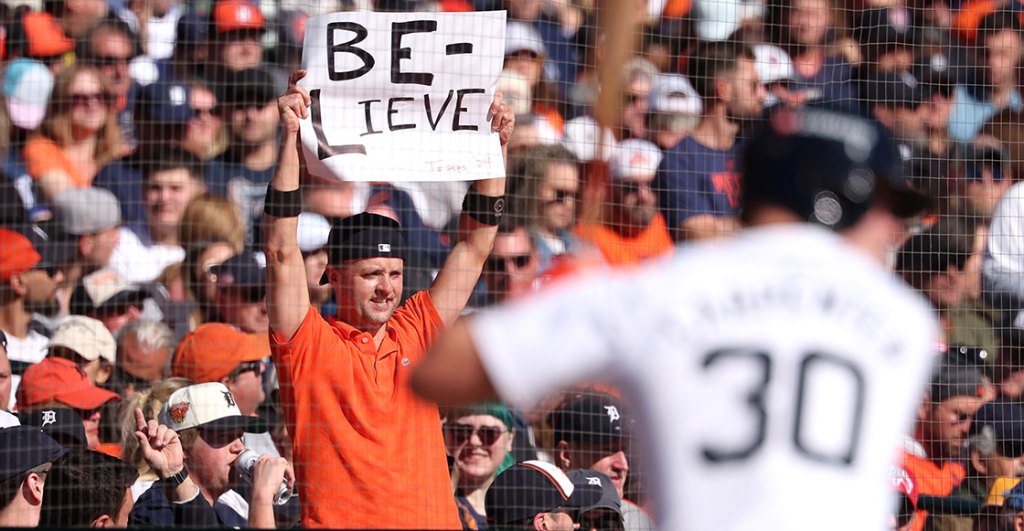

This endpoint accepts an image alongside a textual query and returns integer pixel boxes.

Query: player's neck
[691,109,738,151]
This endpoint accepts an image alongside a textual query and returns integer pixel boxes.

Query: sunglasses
[229,360,263,379]
[617,181,653,195]
[447,423,508,446]
[545,189,575,206]
[92,55,131,67]
[70,92,111,108]
[485,254,532,273]
[31,262,59,278]
[200,427,244,448]
[73,406,101,419]
[192,106,219,118]
[966,164,1004,182]
[0,329,6,350]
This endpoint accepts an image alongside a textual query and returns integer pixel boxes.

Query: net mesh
[0,0,1017,529]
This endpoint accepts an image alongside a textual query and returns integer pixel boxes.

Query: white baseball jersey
[471,224,937,531]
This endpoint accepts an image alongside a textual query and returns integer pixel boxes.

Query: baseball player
[413,107,939,530]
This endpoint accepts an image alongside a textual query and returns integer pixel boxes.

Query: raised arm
[428,94,515,325]
[265,70,313,340]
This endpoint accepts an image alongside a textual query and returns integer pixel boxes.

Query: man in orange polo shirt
[575,139,674,266]
[264,71,514,529]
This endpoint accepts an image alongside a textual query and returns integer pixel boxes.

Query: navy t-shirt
[789,55,861,115]
[93,157,145,226]
[205,153,275,248]
[654,136,741,230]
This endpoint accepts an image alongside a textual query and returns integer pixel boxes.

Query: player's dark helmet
[739,107,928,230]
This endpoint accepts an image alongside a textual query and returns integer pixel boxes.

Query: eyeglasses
[545,189,575,206]
[229,360,263,379]
[70,92,110,108]
[447,424,508,446]
[0,329,6,350]
[485,254,532,273]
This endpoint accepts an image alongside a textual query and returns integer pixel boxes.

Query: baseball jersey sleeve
[469,271,639,409]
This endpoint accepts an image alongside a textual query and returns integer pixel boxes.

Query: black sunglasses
[32,262,58,278]
[545,189,575,205]
[199,427,243,448]
[617,181,652,195]
[0,329,6,350]
[92,55,132,67]
[229,360,262,379]
[485,254,532,273]
[447,423,508,446]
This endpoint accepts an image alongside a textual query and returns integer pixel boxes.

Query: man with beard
[653,40,765,242]
[576,140,673,266]
[0,228,63,406]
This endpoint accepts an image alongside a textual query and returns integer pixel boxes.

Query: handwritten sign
[298,11,506,182]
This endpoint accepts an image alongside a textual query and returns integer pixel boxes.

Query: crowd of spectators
[2,0,1024,529]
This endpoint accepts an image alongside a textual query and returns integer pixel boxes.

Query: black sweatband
[264,185,302,218]
[462,191,506,226]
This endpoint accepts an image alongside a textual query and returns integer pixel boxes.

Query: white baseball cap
[610,139,663,180]
[48,315,116,364]
[296,212,331,254]
[505,21,547,57]
[753,44,796,85]
[648,74,702,116]
[562,116,617,162]
[158,382,266,433]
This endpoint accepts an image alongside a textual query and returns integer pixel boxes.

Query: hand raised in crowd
[250,454,296,506]
[279,70,312,134]
[488,91,515,147]
[133,407,184,479]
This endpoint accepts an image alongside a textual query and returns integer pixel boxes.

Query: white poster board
[298,11,507,182]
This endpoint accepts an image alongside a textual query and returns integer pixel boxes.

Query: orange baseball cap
[16,357,120,410]
[212,0,266,34]
[172,323,269,383]
[0,228,40,282]
[22,12,74,58]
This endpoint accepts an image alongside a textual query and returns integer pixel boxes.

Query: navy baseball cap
[0,426,68,481]
[320,212,407,285]
[552,394,627,446]
[176,13,210,48]
[969,400,1024,458]
[861,72,927,110]
[19,408,87,448]
[136,80,194,125]
[211,251,266,300]
[486,460,604,525]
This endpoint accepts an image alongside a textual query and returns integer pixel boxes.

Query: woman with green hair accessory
[444,403,517,530]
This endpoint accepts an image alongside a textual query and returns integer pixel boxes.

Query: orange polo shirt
[575,213,674,266]
[270,291,460,529]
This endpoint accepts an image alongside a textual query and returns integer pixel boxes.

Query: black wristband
[165,467,189,487]
[462,191,505,226]
[264,184,303,218]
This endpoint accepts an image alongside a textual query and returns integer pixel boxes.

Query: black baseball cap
[861,72,927,110]
[486,460,603,525]
[969,399,1024,458]
[217,68,276,107]
[552,394,627,446]
[0,426,68,481]
[211,251,266,300]
[320,212,407,285]
[19,408,87,448]
[566,469,622,514]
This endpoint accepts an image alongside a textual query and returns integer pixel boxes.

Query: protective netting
[0,0,1022,529]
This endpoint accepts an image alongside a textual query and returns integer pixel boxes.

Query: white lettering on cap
[379,243,391,253]
[587,476,602,486]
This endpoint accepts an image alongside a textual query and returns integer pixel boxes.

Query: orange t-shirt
[575,213,675,266]
[24,136,90,188]
[270,291,460,529]
[902,449,966,531]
